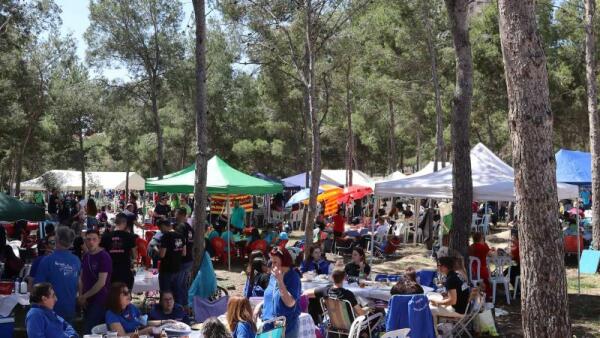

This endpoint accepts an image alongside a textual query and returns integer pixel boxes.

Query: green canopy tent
[145,155,283,195]
[145,155,283,270]
[0,192,45,222]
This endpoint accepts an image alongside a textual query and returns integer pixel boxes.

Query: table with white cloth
[303,280,433,305]
[186,313,316,338]
[0,293,29,317]
[132,270,160,294]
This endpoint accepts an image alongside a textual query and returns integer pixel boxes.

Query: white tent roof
[382,171,407,181]
[411,161,451,177]
[20,170,145,191]
[374,143,578,201]
[320,169,375,188]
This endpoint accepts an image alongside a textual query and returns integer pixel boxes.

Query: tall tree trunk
[415,112,422,171]
[498,1,571,336]
[425,9,446,172]
[399,141,405,171]
[345,63,353,186]
[79,131,86,197]
[388,98,396,174]
[151,78,165,179]
[445,0,473,259]
[13,123,35,196]
[586,0,600,250]
[192,0,208,274]
[304,0,319,260]
[125,162,130,201]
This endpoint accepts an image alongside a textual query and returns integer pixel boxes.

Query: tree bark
[125,162,130,201]
[13,121,35,196]
[151,77,165,179]
[445,0,473,259]
[498,1,571,336]
[345,62,353,186]
[192,0,209,275]
[304,0,318,261]
[415,110,422,171]
[79,130,86,197]
[586,0,600,250]
[388,98,396,174]
[425,10,446,172]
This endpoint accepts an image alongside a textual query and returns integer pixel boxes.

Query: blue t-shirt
[34,250,81,320]
[261,271,301,335]
[148,303,189,324]
[106,304,143,333]
[300,259,330,275]
[233,321,255,338]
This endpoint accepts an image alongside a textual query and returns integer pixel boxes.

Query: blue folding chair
[375,274,389,282]
[385,295,412,331]
[387,274,402,282]
[416,269,437,289]
[407,295,436,338]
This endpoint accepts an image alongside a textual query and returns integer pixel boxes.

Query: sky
[56,0,195,80]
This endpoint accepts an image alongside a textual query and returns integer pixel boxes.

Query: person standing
[100,213,137,289]
[79,230,113,334]
[48,189,59,220]
[26,283,79,338]
[175,208,194,306]
[153,195,172,224]
[158,219,186,303]
[34,227,81,322]
[231,200,246,233]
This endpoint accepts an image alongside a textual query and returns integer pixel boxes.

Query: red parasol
[337,185,373,204]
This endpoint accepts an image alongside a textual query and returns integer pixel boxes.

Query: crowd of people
[9,188,527,338]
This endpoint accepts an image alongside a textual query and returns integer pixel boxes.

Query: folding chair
[321,297,382,338]
[257,316,286,338]
[439,290,484,338]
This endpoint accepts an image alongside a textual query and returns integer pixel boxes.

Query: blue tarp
[556,149,591,185]
[281,172,338,189]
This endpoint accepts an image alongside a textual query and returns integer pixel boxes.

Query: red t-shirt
[332,214,346,233]
[470,242,490,279]
[511,243,520,264]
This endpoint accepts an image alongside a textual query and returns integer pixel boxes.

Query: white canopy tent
[320,169,375,188]
[20,170,146,191]
[410,161,452,177]
[374,143,578,201]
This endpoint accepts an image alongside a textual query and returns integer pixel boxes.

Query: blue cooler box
[0,316,14,338]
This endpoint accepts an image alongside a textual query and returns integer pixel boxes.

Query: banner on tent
[210,195,253,214]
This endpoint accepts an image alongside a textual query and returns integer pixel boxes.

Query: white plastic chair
[468,256,482,287]
[470,213,479,233]
[381,329,411,338]
[513,275,520,299]
[488,256,511,305]
[480,214,491,236]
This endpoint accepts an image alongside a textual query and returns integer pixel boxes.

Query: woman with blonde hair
[226,296,256,338]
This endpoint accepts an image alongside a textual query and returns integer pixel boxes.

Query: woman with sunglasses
[105,282,156,337]
[261,247,301,338]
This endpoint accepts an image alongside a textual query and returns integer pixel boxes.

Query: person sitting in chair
[303,269,367,323]
[300,246,331,275]
[148,290,190,324]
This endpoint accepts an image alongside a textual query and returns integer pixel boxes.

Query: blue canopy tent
[281,172,338,189]
[556,149,591,185]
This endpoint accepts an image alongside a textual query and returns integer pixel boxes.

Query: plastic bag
[474,309,499,336]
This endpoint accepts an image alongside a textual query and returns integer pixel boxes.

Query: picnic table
[302,280,433,305]
[132,269,160,294]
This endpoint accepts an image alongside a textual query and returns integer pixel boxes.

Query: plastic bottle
[14,278,20,293]
[20,280,27,294]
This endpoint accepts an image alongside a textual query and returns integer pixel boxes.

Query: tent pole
[576,198,581,295]
[227,195,231,271]
[370,195,377,265]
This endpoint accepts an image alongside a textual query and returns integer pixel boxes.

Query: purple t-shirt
[81,250,112,305]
